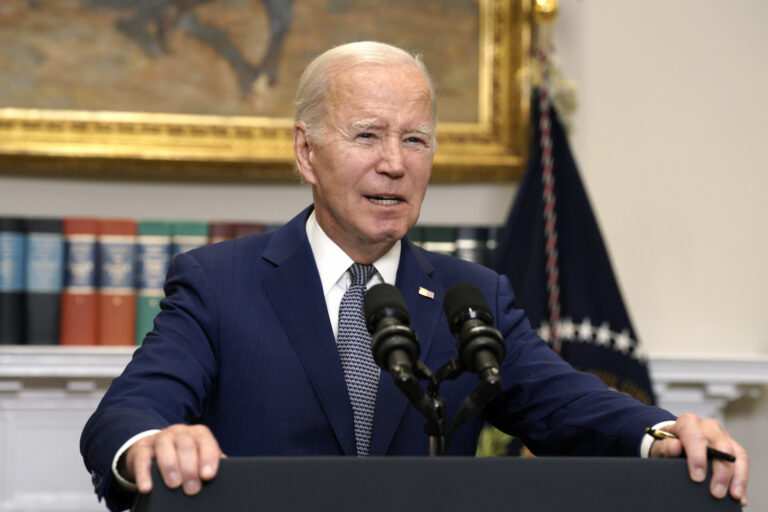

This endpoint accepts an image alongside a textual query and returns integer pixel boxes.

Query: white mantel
[649,354,768,422]
[1,346,766,511]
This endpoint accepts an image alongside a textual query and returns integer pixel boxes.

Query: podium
[132,457,741,512]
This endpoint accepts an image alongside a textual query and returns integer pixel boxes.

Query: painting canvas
[0,0,531,181]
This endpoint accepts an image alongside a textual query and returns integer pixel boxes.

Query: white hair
[294,41,436,142]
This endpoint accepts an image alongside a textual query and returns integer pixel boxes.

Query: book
[208,222,235,244]
[421,226,457,256]
[97,219,136,346]
[135,221,172,346]
[207,221,265,244]
[455,226,488,264]
[232,222,265,239]
[171,221,208,256]
[484,226,501,268]
[0,218,26,344]
[60,218,99,345]
[25,218,64,345]
[407,225,425,248]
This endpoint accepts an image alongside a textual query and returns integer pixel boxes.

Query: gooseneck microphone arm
[442,284,507,438]
[365,284,446,455]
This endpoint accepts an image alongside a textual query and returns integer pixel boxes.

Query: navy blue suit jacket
[81,207,674,511]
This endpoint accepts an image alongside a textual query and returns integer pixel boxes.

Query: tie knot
[348,263,376,287]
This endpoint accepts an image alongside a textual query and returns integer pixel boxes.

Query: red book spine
[60,218,99,345]
[232,222,266,239]
[98,219,137,346]
[208,222,235,244]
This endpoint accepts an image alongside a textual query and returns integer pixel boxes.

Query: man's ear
[294,122,317,185]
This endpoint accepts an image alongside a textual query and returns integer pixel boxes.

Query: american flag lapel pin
[418,286,435,299]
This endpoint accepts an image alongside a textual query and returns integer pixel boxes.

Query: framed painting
[0,0,532,182]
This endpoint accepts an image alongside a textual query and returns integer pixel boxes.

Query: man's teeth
[368,196,401,205]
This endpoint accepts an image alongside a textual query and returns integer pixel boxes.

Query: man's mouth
[365,194,405,206]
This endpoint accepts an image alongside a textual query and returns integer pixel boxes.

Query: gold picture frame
[0,0,532,183]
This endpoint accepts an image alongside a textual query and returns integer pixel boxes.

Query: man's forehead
[328,62,431,101]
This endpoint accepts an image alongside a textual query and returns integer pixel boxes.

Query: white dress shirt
[305,210,401,338]
[111,211,662,489]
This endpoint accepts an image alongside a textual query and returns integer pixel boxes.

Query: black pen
[645,427,736,463]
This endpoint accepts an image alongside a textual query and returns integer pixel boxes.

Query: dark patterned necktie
[337,263,379,456]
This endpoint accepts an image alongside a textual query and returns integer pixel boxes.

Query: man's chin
[366,227,408,247]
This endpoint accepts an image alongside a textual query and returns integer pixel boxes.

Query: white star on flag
[559,318,575,340]
[577,318,593,341]
[614,329,633,353]
[596,323,612,346]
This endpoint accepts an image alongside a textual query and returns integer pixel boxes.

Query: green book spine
[484,226,501,268]
[135,221,172,346]
[421,226,457,256]
[407,225,425,248]
[171,221,209,256]
[455,226,487,264]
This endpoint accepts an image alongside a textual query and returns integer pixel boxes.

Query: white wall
[552,2,768,503]
[553,0,768,357]
[0,178,516,225]
[1,3,764,357]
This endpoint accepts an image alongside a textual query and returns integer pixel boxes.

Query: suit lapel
[262,208,356,455]
[370,241,442,455]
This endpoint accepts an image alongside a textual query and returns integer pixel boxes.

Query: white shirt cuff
[111,429,162,490]
[640,420,677,458]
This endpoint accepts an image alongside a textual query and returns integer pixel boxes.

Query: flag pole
[534,1,563,353]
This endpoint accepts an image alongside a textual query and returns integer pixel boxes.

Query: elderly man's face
[296,62,435,261]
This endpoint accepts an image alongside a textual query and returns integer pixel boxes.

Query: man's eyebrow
[409,125,434,137]
[349,119,384,131]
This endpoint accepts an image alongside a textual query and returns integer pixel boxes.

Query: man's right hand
[122,424,224,496]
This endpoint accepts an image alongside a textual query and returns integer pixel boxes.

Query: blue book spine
[25,218,64,345]
[0,218,26,344]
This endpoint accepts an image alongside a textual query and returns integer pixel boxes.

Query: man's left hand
[649,413,748,506]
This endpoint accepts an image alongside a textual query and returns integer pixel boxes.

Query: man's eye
[356,132,376,140]
[405,136,428,145]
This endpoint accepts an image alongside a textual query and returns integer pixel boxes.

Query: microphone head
[364,283,410,333]
[443,283,494,333]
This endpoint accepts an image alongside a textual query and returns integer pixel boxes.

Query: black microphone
[443,283,506,383]
[364,284,420,379]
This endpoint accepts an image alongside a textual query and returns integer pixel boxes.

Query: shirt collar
[305,210,401,295]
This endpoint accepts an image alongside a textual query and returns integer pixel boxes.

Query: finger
[175,432,202,495]
[154,432,182,489]
[672,415,709,482]
[709,438,736,499]
[192,426,223,481]
[729,442,749,505]
[130,442,156,494]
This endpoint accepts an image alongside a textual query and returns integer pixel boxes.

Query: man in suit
[80,41,749,512]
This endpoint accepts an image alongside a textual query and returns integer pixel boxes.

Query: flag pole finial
[534,0,558,22]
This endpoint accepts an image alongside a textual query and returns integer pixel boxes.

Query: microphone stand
[388,357,503,455]
[432,359,503,448]
[389,361,446,455]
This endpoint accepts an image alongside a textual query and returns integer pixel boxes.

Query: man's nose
[377,137,405,177]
